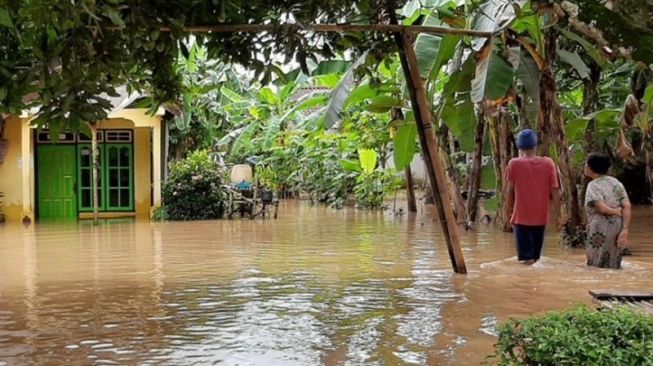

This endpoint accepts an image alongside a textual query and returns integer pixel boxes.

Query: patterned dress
[585,176,629,269]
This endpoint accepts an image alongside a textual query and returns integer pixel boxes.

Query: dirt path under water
[0,202,651,365]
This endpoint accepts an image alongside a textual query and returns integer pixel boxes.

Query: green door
[37,145,77,219]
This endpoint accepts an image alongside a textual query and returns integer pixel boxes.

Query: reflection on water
[0,202,651,365]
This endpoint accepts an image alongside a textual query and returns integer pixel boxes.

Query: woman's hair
[587,153,611,175]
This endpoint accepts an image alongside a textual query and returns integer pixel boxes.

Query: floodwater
[0,202,651,366]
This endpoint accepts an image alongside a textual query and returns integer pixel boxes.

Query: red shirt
[506,156,559,226]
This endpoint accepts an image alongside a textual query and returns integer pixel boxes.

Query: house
[0,91,167,222]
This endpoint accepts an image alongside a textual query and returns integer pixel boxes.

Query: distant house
[0,90,167,222]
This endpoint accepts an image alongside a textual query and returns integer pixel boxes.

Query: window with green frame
[77,143,134,212]
[77,145,105,211]
[106,144,133,211]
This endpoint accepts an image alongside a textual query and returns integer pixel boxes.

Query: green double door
[77,144,134,212]
[37,144,134,219]
[37,146,77,219]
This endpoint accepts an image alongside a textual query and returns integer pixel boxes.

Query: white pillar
[21,119,33,221]
[152,120,162,209]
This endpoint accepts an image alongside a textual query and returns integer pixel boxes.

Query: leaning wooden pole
[91,124,99,225]
[390,27,466,273]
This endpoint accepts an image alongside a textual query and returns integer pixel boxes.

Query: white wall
[384,154,428,185]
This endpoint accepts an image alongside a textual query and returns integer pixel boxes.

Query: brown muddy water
[0,202,652,366]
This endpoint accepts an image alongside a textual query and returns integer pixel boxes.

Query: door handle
[73,182,77,192]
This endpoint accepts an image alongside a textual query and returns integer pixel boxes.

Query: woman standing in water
[584,153,632,269]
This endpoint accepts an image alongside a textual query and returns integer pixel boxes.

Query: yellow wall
[134,127,152,217]
[0,117,31,221]
[107,109,162,127]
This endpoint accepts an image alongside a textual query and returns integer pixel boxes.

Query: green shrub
[290,132,355,209]
[151,206,167,222]
[163,150,225,220]
[489,305,653,366]
[354,170,403,209]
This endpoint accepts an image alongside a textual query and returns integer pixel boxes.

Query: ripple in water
[1,203,650,365]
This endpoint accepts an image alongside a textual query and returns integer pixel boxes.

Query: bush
[163,150,225,220]
[354,170,403,209]
[489,305,653,366]
[290,132,355,209]
[151,206,167,222]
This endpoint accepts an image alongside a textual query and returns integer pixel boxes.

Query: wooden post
[91,124,99,225]
[393,29,466,273]
[405,167,417,213]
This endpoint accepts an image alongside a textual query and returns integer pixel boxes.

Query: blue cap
[516,129,538,150]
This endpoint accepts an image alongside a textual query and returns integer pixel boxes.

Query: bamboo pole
[103,23,498,38]
[392,29,466,274]
[405,167,417,213]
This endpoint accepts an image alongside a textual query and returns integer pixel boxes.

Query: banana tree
[216,76,330,162]
[391,108,419,212]
[170,44,239,159]
[495,1,589,240]
[321,8,472,220]
[461,0,521,230]
[414,14,470,225]
[535,29,584,240]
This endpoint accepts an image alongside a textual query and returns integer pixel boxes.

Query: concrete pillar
[21,119,33,221]
[152,120,162,209]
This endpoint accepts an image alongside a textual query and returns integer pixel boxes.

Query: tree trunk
[583,61,602,152]
[391,25,466,273]
[499,107,514,232]
[538,31,584,244]
[487,107,513,232]
[579,61,602,223]
[91,124,99,225]
[515,95,534,129]
[405,167,417,212]
[467,109,487,228]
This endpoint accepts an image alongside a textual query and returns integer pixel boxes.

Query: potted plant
[257,165,278,203]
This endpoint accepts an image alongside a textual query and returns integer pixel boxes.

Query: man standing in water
[505,129,562,265]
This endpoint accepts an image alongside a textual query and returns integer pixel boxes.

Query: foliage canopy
[1,0,653,133]
[0,0,403,131]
